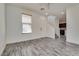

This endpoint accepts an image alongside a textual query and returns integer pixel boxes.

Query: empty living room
[0,2,79,56]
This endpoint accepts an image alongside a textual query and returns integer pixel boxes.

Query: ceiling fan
[40,3,50,16]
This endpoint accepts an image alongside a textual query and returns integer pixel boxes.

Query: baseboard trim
[6,37,54,45]
[66,40,79,46]
[0,45,6,56]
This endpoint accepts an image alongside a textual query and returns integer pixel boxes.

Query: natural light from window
[22,14,32,33]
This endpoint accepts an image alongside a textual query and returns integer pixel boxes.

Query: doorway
[60,30,65,35]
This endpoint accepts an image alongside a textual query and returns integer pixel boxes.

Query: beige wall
[6,5,55,44]
[46,16,56,38]
[0,4,6,55]
[55,17,60,38]
[66,6,79,44]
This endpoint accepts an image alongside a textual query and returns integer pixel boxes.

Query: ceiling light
[61,12,64,15]
[40,3,50,16]
[40,8,45,11]
[45,12,48,16]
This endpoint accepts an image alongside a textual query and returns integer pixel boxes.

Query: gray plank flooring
[2,36,79,56]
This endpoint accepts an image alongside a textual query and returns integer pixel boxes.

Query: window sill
[21,32,32,34]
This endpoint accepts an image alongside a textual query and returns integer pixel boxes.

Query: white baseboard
[6,36,46,44]
[66,39,79,45]
[0,44,6,56]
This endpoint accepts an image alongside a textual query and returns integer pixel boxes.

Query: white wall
[66,6,79,44]
[47,15,60,38]
[46,16,56,39]
[0,4,6,55]
[46,23,55,39]
[6,5,47,44]
[55,17,60,38]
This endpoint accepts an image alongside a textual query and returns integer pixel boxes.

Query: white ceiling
[7,3,79,18]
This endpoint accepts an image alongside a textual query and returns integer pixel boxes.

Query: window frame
[21,13,32,34]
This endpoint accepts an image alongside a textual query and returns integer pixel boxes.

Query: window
[22,14,32,33]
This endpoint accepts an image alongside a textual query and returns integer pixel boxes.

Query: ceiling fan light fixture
[45,12,48,16]
[61,11,64,15]
[40,8,45,11]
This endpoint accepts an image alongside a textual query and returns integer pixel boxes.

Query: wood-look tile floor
[2,36,79,56]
